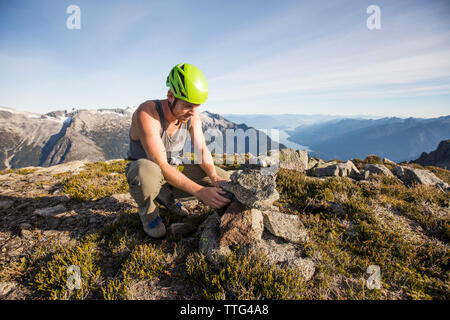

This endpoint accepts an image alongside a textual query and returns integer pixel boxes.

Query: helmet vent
[179,72,185,87]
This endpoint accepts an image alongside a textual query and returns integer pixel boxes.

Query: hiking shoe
[156,195,191,216]
[167,201,191,216]
[142,215,166,238]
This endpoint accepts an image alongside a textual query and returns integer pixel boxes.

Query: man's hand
[195,186,231,209]
[210,174,228,188]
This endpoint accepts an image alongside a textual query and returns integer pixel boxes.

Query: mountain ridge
[411,139,450,169]
[0,106,283,170]
[287,115,450,162]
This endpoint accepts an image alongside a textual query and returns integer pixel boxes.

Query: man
[125,63,231,238]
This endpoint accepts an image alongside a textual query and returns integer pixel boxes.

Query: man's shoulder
[135,100,160,121]
[138,99,157,113]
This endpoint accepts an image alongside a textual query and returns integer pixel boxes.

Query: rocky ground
[0,168,205,299]
[0,151,449,300]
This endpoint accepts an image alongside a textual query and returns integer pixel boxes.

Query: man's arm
[189,112,227,187]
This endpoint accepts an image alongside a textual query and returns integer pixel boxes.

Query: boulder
[198,213,231,264]
[365,164,395,177]
[240,231,315,281]
[0,282,16,298]
[309,160,360,179]
[357,170,370,181]
[307,158,326,170]
[168,222,196,238]
[256,153,279,168]
[109,193,137,205]
[219,201,264,247]
[261,208,309,244]
[220,168,279,209]
[392,166,450,191]
[33,204,66,217]
[0,199,14,210]
[382,158,396,165]
[279,148,309,172]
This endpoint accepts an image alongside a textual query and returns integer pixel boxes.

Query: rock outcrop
[308,160,360,180]
[365,164,395,177]
[392,166,450,191]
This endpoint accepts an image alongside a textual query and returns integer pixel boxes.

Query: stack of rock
[197,166,315,281]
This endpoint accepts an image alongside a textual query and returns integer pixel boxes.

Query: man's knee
[126,158,164,188]
[214,166,231,181]
[126,159,165,205]
[135,158,163,181]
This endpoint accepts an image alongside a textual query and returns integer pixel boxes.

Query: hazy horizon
[1,103,449,120]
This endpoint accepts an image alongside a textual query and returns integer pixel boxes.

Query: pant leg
[125,159,165,223]
[171,164,231,200]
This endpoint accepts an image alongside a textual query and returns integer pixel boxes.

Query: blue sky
[0,0,449,117]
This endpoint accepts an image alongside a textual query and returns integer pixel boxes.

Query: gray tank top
[127,99,191,164]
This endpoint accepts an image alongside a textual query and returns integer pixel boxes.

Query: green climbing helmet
[166,63,209,105]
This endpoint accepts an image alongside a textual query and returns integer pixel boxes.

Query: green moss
[83,160,129,174]
[0,169,14,175]
[29,209,163,300]
[121,243,173,281]
[275,168,449,299]
[32,234,102,300]
[101,279,129,300]
[60,160,129,202]
[185,251,308,300]
[0,168,38,175]
[364,155,382,164]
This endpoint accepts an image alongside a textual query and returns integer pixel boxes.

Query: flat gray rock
[279,148,309,172]
[220,168,279,209]
[33,204,66,217]
[392,166,450,191]
[198,213,231,264]
[261,208,309,244]
[241,231,315,281]
[365,164,395,177]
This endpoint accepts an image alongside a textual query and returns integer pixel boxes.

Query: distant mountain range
[221,114,381,130]
[0,106,283,170]
[2,105,449,169]
[286,116,450,162]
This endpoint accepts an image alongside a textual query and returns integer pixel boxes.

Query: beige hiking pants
[125,158,230,226]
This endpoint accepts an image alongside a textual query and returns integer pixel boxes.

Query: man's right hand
[195,187,231,209]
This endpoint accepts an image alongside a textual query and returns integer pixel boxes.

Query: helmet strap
[168,97,180,126]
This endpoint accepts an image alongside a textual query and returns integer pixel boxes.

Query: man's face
[169,92,199,122]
